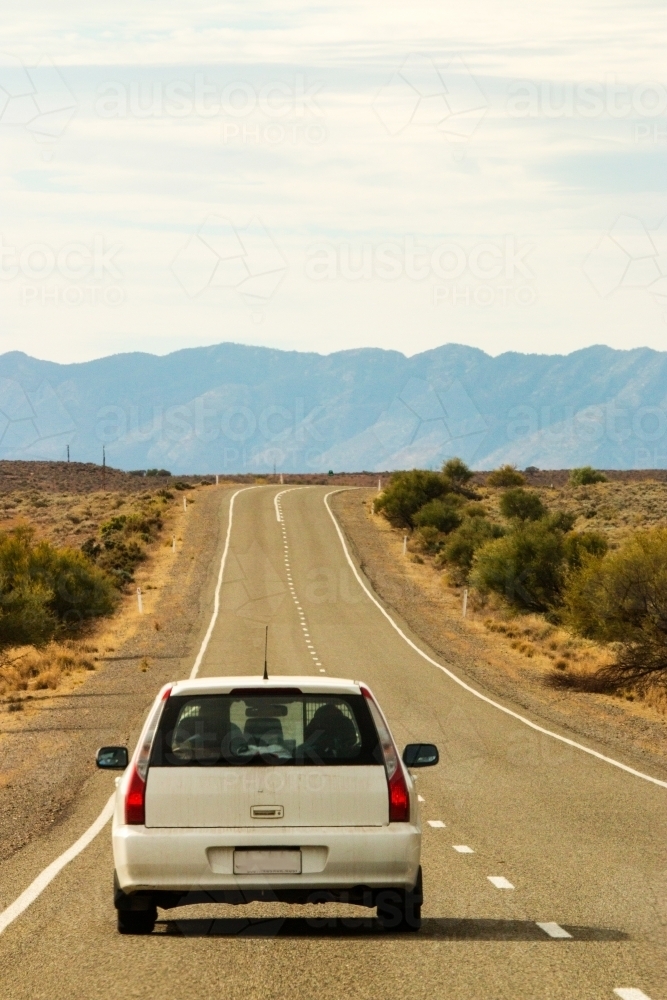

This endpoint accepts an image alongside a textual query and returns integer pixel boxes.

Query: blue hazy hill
[0,342,665,473]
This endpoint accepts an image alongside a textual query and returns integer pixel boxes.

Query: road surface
[0,486,664,1000]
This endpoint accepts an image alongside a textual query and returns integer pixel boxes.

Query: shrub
[413,497,463,534]
[564,531,608,569]
[88,503,163,586]
[499,488,546,522]
[414,526,444,554]
[374,470,449,528]
[570,466,607,486]
[470,520,566,611]
[442,458,473,487]
[438,517,505,578]
[487,464,526,487]
[0,526,117,648]
[563,528,667,686]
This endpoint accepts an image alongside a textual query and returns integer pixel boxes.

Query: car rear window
[150,692,382,767]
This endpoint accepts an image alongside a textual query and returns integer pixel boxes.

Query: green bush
[470,520,567,611]
[487,464,526,487]
[87,503,163,586]
[413,497,463,534]
[442,458,473,487]
[0,526,118,648]
[569,466,607,486]
[564,531,608,569]
[439,517,505,577]
[564,528,667,685]
[499,488,546,522]
[374,470,449,528]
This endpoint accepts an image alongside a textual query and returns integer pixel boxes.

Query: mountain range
[0,342,666,473]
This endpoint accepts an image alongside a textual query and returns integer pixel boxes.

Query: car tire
[117,907,157,935]
[376,868,422,932]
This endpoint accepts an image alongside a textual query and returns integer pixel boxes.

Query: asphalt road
[1,486,664,1000]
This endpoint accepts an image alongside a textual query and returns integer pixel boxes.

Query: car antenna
[263,625,269,680]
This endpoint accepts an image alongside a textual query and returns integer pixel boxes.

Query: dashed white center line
[427,820,446,828]
[417,795,425,803]
[614,991,653,1000]
[536,922,572,939]
[487,876,514,889]
[278,489,325,674]
[453,845,474,853]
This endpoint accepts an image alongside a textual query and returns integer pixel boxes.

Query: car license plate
[233,849,302,874]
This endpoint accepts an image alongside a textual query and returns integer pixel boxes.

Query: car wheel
[117,907,157,935]
[376,867,422,932]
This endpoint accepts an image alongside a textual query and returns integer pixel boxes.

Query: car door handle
[250,805,284,819]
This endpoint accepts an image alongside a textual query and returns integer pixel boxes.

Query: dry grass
[391,477,667,716]
[0,641,98,706]
[0,461,207,706]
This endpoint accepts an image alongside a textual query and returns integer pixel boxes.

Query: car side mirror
[96,746,128,770]
[402,743,439,768]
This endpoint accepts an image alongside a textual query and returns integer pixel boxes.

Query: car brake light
[125,683,172,826]
[361,684,410,822]
[125,764,146,825]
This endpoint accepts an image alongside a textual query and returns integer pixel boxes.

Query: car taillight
[125,683,172,826]
[125,764,146,825]
[361,684,410,822]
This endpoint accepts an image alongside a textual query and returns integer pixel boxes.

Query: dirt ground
[332,489,667,776]
[0,483,227,866]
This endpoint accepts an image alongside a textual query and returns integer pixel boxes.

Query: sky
[0,0,666,363]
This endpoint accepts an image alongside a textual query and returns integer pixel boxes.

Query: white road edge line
[323,490,667,790]
[190,486,259,679]
[614,990,653,1000]
[0,794,116,936]
[0,485,261,937]
[453,845,474,853]
[536,921,572,939]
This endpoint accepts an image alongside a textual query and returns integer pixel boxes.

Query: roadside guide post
[402,535,407,556]
[462,588,468,618]
[183,496,187,511]
[172,535,176,552]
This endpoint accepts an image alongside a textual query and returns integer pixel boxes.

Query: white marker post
[280,473,284,484]
[402,535,407,556]
[183,496,187,511]
[137,587,143,614]
[462,588,468,618]
[377,478,382,492]
[172,535,176,552]
[215,474,219,485]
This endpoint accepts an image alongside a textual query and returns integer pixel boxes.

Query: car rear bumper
[113,823,421,896]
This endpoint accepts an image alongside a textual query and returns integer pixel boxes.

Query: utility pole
[102,445,106,486]
[67,445,70,463]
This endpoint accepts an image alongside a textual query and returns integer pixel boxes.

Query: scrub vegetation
[0,462,190,704]
[375,461,667,708]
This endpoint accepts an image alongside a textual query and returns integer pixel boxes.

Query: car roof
[169,676,363,698]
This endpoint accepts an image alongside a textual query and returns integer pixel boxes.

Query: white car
[96,675,439,934]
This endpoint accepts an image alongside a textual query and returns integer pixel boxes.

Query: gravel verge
[0,487,227,863]
[333,489,667,782]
